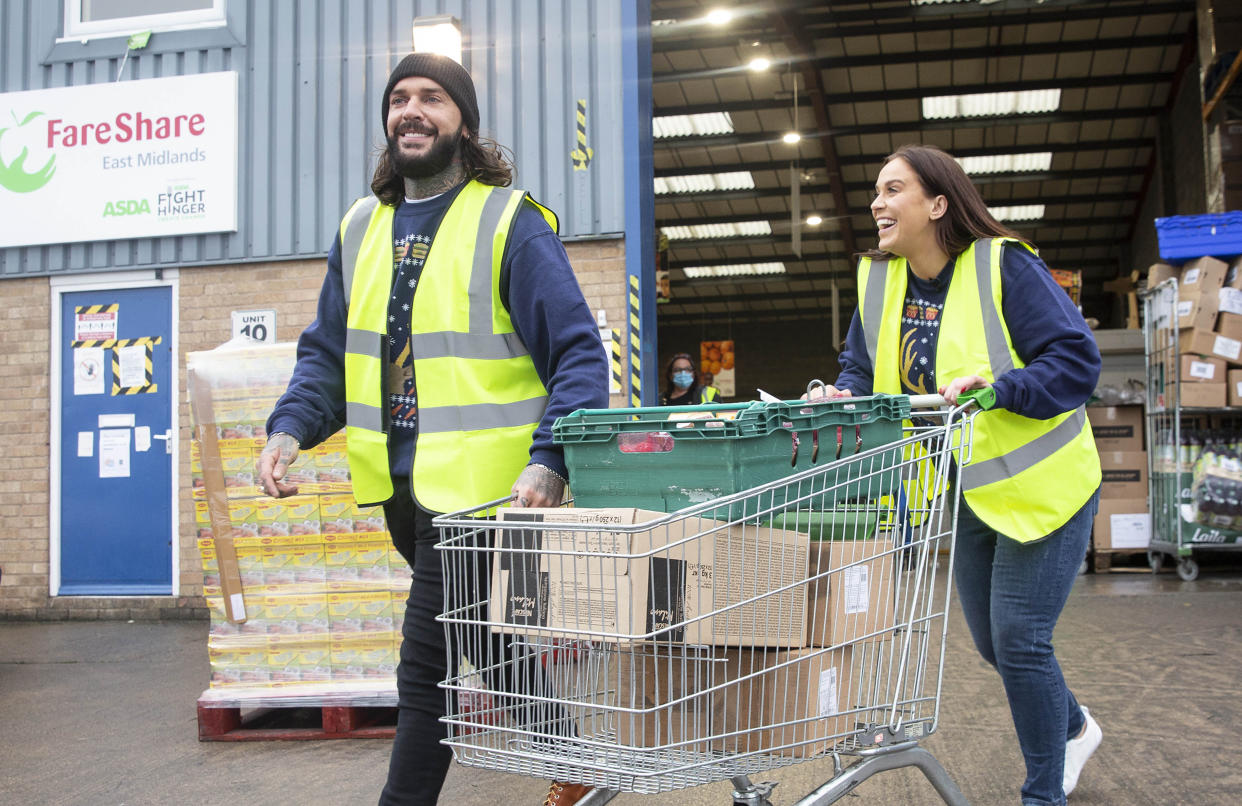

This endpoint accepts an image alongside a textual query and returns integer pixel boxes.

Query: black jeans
[377,483,568,805]
[378,483,456,805]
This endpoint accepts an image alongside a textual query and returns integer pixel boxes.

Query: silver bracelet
[529,462,568,484]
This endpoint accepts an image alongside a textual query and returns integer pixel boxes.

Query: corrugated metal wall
[0,0,627,278]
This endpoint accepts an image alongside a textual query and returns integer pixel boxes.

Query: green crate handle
[553,394,912,444]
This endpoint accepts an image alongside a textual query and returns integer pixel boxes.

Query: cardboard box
[1092,498,1151,550]
[1175,292,1219,332]
[1170,382,1228,408]
[805,538,895,647]
[614,644,768,753]
[489,508,809,647]
[1180,354,1226,383]
[1086,406,1144,451]
[1180,328,1242,366]
[1098,451,1147,499]
[1145,262,1179,290]
[1219,311,1242,343]
[1230,369,1242,407]
[1179,257,1229,293]
[614,644,862,758]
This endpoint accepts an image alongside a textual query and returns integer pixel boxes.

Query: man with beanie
[258,52,608,805]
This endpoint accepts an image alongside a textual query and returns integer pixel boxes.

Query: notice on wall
[134,425,151,453]
[77,431,93,458]
[99,428,131,478]
[118,343,147,388]
[74,308,117,342]
[73,346,105,395]
[700,340,736,397]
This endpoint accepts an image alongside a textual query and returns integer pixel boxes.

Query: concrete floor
[3,565,1241,806]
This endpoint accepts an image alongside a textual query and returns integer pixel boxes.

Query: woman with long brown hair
[811,144,1103,806]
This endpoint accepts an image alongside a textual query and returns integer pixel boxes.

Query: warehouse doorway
[50,272,179,595]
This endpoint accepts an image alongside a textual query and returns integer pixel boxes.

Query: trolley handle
[908,388,995,410]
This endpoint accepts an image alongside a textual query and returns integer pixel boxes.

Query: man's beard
[387,123,463,179]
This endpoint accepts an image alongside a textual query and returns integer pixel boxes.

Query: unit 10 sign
[232,309,276,343]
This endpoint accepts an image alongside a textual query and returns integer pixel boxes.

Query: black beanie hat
[381,52,480,135]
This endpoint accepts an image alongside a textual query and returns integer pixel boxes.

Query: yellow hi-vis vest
[338,180,556,512]
[857,237,1101,542]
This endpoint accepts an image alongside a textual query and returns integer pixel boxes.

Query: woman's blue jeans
[952,488,1098,806]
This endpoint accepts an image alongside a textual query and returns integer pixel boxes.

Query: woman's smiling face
[870,157,945,259]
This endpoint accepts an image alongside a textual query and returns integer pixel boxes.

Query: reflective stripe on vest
[858,237,1100,542]
[339,181,554,510]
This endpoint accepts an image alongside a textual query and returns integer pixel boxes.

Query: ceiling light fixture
[782,131,801,144]
[705,9,733,25]
[748,57,771,72]
[806,215,822,226]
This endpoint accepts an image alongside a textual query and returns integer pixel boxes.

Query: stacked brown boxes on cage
[487,505,897,758]
[188,342,410,699]
[1160,256,1242,409]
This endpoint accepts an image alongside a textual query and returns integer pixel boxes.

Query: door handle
[152,429,173,454]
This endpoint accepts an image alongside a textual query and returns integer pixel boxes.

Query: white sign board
[0,72,238,248]
[232,309,276,343]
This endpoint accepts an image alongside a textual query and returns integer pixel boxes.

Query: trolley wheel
[1176,558,1200,582]
[1147,550,1163,573]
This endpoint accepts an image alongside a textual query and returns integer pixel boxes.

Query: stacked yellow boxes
[188,343,409,694]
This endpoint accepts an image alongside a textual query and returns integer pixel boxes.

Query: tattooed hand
[510,463,566,508]
[257,432,301,498]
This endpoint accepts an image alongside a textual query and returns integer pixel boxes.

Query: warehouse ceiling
[650,0,1198,325]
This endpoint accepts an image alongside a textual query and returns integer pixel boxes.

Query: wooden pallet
[1091,548,1155,574]
[197,701,397,741]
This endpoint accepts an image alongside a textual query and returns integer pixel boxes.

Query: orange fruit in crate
[722,351,734,370]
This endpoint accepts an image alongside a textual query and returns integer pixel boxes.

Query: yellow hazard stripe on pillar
[610,327,623,394]
[629,275,641,408]
[570,99,594,170]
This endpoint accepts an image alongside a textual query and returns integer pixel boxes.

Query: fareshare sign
[0,71,238,248]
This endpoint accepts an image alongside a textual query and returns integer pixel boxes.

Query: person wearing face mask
[807,144,1103,806]
[661,352,719,405]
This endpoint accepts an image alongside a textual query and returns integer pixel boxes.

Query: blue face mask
[673,371,694,389]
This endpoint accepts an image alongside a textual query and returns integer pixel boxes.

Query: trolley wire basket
[434,397,975,803]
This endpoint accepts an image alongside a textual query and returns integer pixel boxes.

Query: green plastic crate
[553,395,911,517]
[764,508,882,541]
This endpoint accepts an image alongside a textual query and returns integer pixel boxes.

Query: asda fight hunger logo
[0,110,56,193]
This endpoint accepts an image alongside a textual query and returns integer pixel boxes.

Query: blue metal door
[59,286,173,594]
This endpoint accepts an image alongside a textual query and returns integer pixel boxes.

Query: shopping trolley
[434,393,978,805]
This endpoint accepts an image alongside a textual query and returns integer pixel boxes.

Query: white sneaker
[1063,705,1102,797]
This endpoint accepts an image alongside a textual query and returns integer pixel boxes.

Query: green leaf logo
[0,110,57,193]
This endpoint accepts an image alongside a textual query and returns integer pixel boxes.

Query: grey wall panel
[0,0,629,278]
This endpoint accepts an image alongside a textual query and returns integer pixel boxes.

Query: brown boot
[543,781,593,805]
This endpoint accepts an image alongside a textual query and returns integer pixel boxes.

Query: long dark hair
[863,144,1031,259]
[370,133,515,206]
[663,352,696,397]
